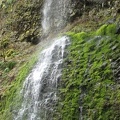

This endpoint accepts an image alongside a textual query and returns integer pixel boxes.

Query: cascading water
[14,37,70,120]
[42,0,72,34]
[14,0,71,120]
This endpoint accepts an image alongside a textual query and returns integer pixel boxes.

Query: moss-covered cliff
[59,24,120,120]
[58,1,120,119]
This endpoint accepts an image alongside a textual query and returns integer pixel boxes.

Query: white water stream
[14,0,71,119]
[14,36,70,120]
[42,0,72,34]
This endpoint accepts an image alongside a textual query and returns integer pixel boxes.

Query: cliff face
[0,0,120,120]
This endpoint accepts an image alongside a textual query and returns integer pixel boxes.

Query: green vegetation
[96,24,117,36]
[0,1,43,118]
[0,0,15,7]
[60,24,120,120]
[0,51,39,120]
[96,24,108,36]
[0,61,16,71]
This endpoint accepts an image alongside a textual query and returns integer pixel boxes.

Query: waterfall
[14,0,71,120]
[42,0,71,34]
[14,37,70,120]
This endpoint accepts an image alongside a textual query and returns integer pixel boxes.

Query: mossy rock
[59,24,120,120]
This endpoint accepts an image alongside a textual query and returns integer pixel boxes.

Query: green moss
[106,24,117,36]
[96,24,117,36]
[60,24,120,120]
[0,51,39,120]
[96,24,108,36]
[67,32,89,41]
